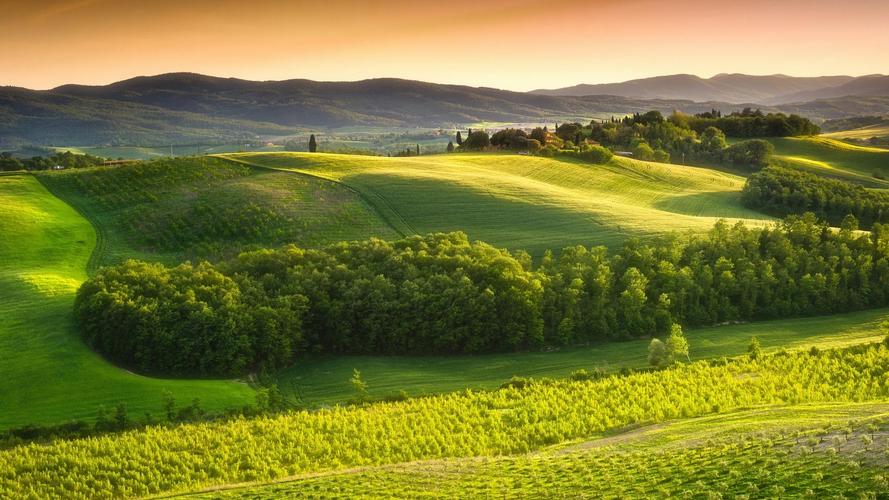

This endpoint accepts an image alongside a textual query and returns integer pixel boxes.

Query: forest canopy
[76,215,889,376]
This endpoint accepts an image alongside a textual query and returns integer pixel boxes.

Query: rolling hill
[6,73,889,148]
[221,152,771,255]
[0,174,254,429]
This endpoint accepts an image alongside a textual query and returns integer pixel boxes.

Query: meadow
[274,307,889,406]
[1,342,886,497]
[0,174,254,429]
[223,152,771,255]
[766,136,889,186]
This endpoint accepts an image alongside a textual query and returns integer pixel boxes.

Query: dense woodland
[742,166,889,229]
[77,214,889,376]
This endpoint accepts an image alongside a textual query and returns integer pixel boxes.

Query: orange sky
[1,0,887,90]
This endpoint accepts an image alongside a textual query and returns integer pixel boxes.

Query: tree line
[742,166,889,229]
[453,110,781,171]
[688,108,820,137]
[0,151,107,171]
[76,214,889,377]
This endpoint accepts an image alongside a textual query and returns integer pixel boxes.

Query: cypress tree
[416,144,420,156]
[456,131,463,146]
[309,134,317,153]
[447,141,455,153]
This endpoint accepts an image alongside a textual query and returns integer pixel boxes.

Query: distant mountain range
[532,74,889,105]
[2,73,889,147]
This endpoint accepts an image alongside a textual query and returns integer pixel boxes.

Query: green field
[37,157,396,267]
[0,174,254,429]
[767,136,889,186]
[2,342,886,497]
[822,123,889,141]
[195,402,889,499]
[274,308,889,406]
[223,152,771,256]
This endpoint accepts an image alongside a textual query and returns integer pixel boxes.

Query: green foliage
[79,213,889,371]
[748,336,763,360]
[74,260,306,377]
[742,166,889,229]
[647,338,667,368]
[666,323,690,363]
[688,108,821,137]
[460,131,491,150]
[721,139,774,170]
[1,342,887,498]
[350,369,370,403]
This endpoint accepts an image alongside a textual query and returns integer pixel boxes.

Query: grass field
[274,308,889,406]
[0,174,254,430]
[822,123,889,141]
[193,402,889,498]
[222,152,771,256]
[37,157,396,268]
[767,136,889,186]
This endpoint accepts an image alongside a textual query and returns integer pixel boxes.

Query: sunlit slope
[193,402,889,499]
[223,153,771,254]
[768,136,889,186]
[37,157,397,267]
[274,306,889,407]
[0,174,253,429]
[822,123,889,141]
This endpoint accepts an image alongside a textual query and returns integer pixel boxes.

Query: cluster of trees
[688,108,820,137]
[742,166,889,229]
[75,260,305,376]
[585,111,774,169]
[456,127,613,165]
[0,151,107,171]
[78,215,889,376]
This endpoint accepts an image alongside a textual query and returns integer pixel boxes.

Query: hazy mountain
[770,75,889,104]
[4,73,889,147]
[531,74,860,103]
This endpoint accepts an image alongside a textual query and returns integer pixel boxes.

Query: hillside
[195,403,889,498]
[531,73,856,103]
[7,73,889,147]
[763,136,889,185]
[2,342,887,497]
[35,157,397,267]
[223,152,771,256]
[0,174,254,429]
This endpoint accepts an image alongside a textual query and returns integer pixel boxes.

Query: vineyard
[1,342,887,498]
[36,157,396,267]
[199,403,889,498]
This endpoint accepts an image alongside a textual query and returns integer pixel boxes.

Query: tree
[350,369,369,402]
[309,134,317,153]
[162,390,176,421]
[648,338,667,368]
[461,131,491,150]
[446,141,455,153]
[416,144,420,156]
[748,336,763,360]
[456,131,463,146]
[665,323,689,363]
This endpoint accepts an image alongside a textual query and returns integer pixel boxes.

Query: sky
[1,0,887,91]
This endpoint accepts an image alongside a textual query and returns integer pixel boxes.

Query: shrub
[578,145,613,164]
